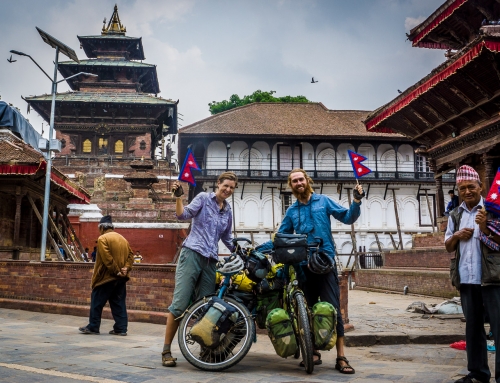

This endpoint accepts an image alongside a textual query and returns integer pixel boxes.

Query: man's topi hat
[456,165,480,184]
[99,215,113,224]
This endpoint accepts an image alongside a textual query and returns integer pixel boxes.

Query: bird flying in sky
[311,77,318,83]
[7,55,17,63]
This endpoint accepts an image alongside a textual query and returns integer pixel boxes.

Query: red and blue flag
[348,150,372,179]
[178,148,200,186]
[485,167,500,217]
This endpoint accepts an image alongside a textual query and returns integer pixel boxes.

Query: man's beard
[292,184,312,201]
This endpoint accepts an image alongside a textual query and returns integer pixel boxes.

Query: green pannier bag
[255,290,282,329]
[265,308,298,358]
[311,301,337,351]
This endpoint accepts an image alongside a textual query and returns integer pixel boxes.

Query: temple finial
[102,4,126,35]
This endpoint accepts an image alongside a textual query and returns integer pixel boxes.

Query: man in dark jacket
[445,189,460,216]
[445,165,500,383]
[79,215,134,336]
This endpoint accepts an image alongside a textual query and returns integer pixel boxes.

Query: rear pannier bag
[265,308,298,358]
[190,297,239,349]
[273,233,308,264]
[311,301,337,351]
[255,290,282,329]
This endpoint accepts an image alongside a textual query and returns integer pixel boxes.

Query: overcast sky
[0,0,445,137]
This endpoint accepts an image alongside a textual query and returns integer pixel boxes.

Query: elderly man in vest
[445,165,500,383]
[79,215,134,336]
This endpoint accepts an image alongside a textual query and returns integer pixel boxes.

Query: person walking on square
[445,189,460,216]
[79,215,134,336]
[161,172,237,367]
[445,165,500,383]
[278,168,364,374]
[134,250,143,264]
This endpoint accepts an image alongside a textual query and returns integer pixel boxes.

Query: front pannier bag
[190,297,239,349]
[273,233,308,264]
[265,308,298,358]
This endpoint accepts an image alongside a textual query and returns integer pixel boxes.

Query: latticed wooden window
[83,139,92,153]
[115,140,124,153]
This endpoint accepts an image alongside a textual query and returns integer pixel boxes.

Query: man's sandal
[335,356,355,374]
[299,351,322,367]
[162,352,177,367]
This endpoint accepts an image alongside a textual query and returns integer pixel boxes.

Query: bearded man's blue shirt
[278,193,361,258]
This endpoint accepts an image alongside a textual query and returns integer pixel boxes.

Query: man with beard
[278,168,364,374]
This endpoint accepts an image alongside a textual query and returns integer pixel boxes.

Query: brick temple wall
[412,233,446,248]
[355,269,456,298]
[383,249,451,269]
[0,261,175,324]
[67,220,188,264]
[0,261,350,326]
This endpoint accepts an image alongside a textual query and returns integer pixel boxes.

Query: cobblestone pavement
[0,290,496,383]
[347,289,466,344]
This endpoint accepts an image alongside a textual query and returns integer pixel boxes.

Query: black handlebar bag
[273,233,308,264]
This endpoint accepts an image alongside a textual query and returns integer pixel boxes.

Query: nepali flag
[348,150,372,179]
[485,167,500,218]
[178,148,201,186]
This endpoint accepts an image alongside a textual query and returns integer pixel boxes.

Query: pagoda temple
[364,0,500,220]
[25,5,177,160]
[21,6,185,263]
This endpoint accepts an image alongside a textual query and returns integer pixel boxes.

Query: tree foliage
[208,90,310,115]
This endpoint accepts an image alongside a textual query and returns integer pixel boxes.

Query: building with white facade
[178,102,456,266]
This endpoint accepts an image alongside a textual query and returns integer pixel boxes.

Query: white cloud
[123,0,195,37]
[405,16,426,32]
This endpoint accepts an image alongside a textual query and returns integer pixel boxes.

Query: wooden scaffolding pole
[391,189,404,249]
[424,189,436,233]
[27,194,64,261]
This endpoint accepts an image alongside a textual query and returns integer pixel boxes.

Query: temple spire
[102,4,126,35]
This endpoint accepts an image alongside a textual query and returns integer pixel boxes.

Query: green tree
[208,90,310,115]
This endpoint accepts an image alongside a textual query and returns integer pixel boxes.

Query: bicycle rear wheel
[178,296,255,371]
[294,292,314,374]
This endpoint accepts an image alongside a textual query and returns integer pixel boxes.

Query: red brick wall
[384,249,452,269]
[113,227,186,264]
[68,220,186,264]
[355,269,456,298]
[0,261,175,312]
[0,261,351,325]
[412,233,446,248]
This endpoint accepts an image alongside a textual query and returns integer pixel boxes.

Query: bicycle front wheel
[178,296,256,371]
[295,292,314,374]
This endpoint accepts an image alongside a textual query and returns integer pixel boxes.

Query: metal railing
[358,252,383,269]
[198,168,453,182]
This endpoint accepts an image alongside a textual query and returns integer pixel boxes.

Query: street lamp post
[10,27,96,261]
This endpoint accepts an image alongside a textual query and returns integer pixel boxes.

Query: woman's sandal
[162,352,177,367]
[299,351,322,367]
[335,356,355,374]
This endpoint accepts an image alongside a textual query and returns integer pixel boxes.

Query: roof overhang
[0,161,90,203]
[365,38,500,147]
[409,0,467,49]
[77,35,145,60]
[58,61,160,94]
[408,0,500,50]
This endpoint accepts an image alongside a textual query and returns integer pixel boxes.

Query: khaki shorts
[167,247,217,318]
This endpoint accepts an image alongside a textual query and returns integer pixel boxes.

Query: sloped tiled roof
[0,138,43,163]
[59,59,155,68]
[180,102,402,137]
[24,91,174,105]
